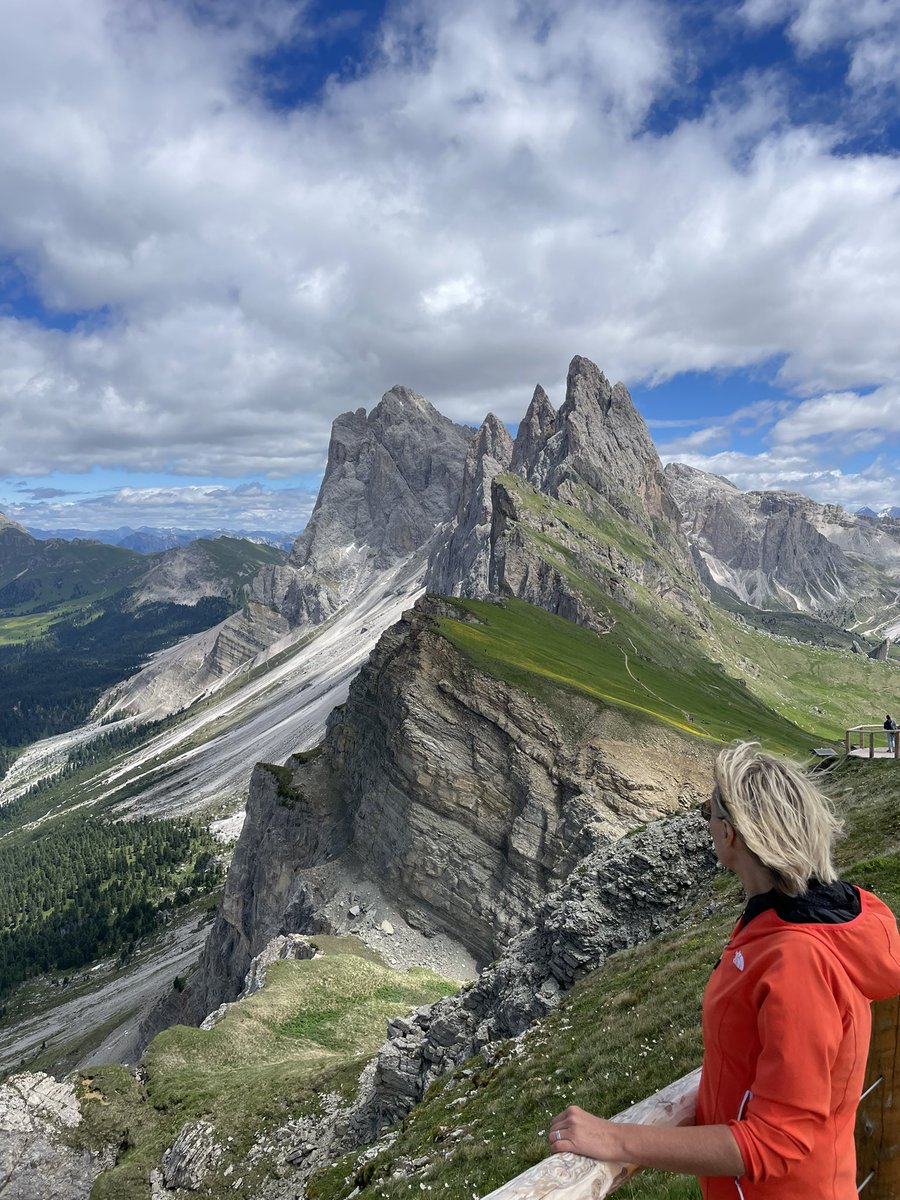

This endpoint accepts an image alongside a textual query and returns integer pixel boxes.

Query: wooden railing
[480,997,900,1199]
[480,1070,700,1200]
[845,726,900,760]
[856,994,900,1197]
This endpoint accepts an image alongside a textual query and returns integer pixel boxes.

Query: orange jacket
[696,886,900,1199]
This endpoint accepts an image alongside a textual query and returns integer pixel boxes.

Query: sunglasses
[700,788,729,822]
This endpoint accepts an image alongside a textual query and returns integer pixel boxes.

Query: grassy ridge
[437,596,817,755]
[309,759,900,1200]
[77,940,456,1199]
[482,474,900,751]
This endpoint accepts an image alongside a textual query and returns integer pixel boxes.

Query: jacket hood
[732,887,900,1002]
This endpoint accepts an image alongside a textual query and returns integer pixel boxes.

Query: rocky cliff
[346,808,715,1138]
[103,390,474,718]
[666,462,900,632]
[177,593,715,1029]
[427,357,704,630]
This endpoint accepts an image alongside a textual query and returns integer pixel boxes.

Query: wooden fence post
[856,995,900,1197]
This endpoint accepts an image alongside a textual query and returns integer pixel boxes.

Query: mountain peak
[371,384,441,425]
[0,510,32,537]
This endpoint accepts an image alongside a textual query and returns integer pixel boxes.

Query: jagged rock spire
[510,385,556,485]
[426,412,513,597]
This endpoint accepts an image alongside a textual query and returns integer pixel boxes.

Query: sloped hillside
[0,526,286,759]
[308,758,900,1200]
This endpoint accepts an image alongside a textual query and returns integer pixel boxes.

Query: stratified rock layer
[183,593,714,1025]
[345,808,716,1137]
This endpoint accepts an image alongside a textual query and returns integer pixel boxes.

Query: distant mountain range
[0,516,287,755]
[856,506,900,520]
[24,524,297,552]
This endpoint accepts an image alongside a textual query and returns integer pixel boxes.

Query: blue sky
[2,0,900,533]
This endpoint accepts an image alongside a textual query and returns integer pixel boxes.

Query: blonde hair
[714,742,843,896]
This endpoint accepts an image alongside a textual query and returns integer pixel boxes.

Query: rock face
[666,462,900,631]
[869,638,892,662]
[126,537,286,609]
[427,357,703,630]
[160,1120,224,1191]
[427,413,514,597]
[0,1073,115,1200]
[345,809,716,1137]
[104,390,473,719]
[183,593,714,1023]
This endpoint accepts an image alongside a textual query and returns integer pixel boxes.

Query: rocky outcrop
[343,808,716,1138]
[518,357,683,537]
[0,1073,116,1200]
[427,357,703,629]
[869,638,892,661]
[159,1120,224,1191]
[103,388,473,719]
[426,414,513,597]
[182,594,714,1023]
[667,462,900,630]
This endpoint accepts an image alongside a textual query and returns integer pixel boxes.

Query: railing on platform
[480,997,900,1200]
[480,1070,700,1200]
[845,725,900,760]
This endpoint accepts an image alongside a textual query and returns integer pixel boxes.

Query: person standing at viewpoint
[548,741,900,1199]
[884,714,896,753]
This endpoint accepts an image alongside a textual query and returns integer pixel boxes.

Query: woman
[548,741,900,1198]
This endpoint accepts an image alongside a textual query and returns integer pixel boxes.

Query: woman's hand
[548,1106,625,1161]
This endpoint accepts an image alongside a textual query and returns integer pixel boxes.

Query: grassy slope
[309,760,900,1200]
[460,474,900,752]
[438,596,818,757]
[76,938,456,1199]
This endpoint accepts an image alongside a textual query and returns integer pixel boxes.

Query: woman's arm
[548,1106,745,1177]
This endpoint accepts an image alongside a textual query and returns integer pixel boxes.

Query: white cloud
[741,0,900,92]
[656,425,731,455]
[666,446,900,510]
[770,387,900,446]
[1,0,900,491]
[3,481,316,533]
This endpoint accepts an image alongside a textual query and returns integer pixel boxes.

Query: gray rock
[666,461,900,629]
[180,592,715,1024]
[427,356,703,628]
[869,638,892,661]
[102,385,473,719]
[341,809,717,1138]
[0,1073,116,1200]
[426,413,513,597]
[162,1119,224,1190]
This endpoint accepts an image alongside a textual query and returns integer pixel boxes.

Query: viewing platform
[846,726,900,760]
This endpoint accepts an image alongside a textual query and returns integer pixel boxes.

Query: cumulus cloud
[1,0,900,505]
[664,444,900,511]
[741,0,900,91]
[3,481,316,533]
[769,387,900,445]
[662,384,900,509]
